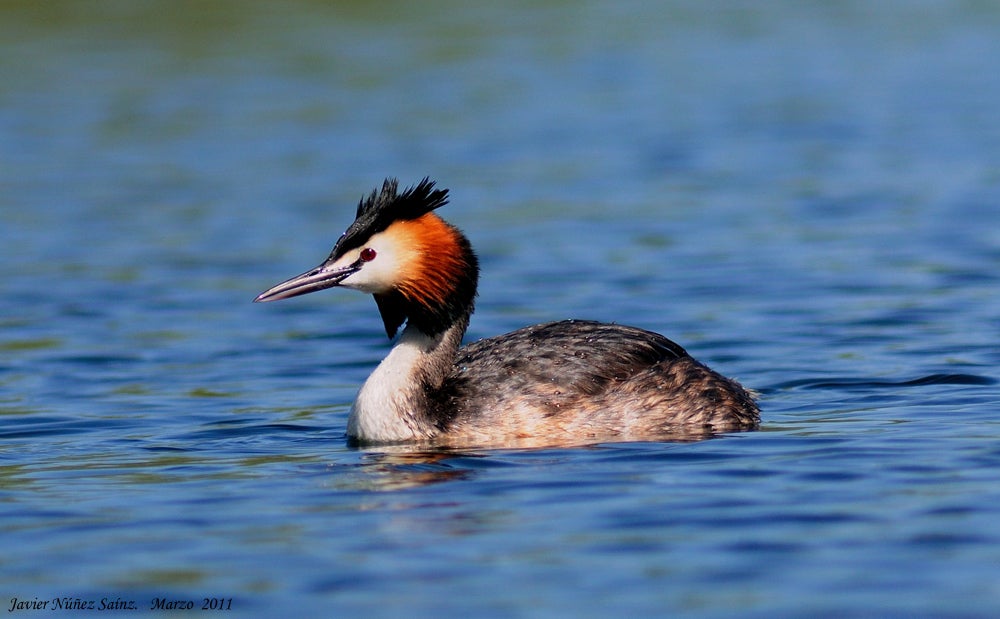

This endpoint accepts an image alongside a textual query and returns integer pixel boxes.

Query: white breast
[347,327,439,442]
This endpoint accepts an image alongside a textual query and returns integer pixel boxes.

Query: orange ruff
[389,214,468,313]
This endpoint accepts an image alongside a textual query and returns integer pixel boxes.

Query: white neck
[347,320,465,443]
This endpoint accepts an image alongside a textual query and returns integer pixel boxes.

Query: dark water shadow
[767,372,996,392]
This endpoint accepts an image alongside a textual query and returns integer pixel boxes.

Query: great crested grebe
[255,178,759,448]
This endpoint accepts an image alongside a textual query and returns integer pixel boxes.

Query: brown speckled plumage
[424,320,758,447]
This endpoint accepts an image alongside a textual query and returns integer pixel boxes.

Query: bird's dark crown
[329,177,449,262]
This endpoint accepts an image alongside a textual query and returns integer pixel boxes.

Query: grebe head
[255,178,479,338]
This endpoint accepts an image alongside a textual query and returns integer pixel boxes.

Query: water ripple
[769,372,997,391]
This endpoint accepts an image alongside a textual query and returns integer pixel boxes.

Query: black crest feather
[329,177,449,261]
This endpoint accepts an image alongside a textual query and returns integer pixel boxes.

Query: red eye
[359,247,377,262]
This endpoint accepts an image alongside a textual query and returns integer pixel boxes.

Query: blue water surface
[2,2,1000,617]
